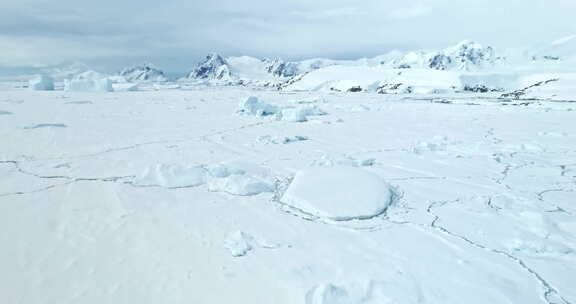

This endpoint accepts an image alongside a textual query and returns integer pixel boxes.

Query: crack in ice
[426,200,572,304]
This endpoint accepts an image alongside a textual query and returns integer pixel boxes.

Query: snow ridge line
[427,200,572,304]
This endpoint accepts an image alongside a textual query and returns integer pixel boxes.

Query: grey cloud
[0,0,575,74]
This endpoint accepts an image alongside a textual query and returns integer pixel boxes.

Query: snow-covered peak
[443,40,495,70]
[184,54,301,85]
[186,53,232,80]
[119,63,167,82]
[391,40,496,71]
[264,58,299,77]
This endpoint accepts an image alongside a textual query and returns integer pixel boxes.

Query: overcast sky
[1,0,575,73]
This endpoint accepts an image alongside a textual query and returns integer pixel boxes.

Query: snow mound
[306,284,351,304]
[133,164,207,188]
[206,161,274,196]
[237,96,280,116]
[278,105,327,122]
[224,230,281,257]
[312,155,375,167]
[257,135,309,144]
[64,71,113,92]
[305,280,417,304]
[224,231,255,257]
[281,167,393,220]
[28,75,54,91]
[134,161,274,196]
[236,96,326,122]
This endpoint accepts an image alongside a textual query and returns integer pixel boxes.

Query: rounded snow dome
[281,167,393,220]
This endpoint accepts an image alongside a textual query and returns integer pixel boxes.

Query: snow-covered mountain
[391,40,496,71]
[184,41,498,86]
[119,63,168,82]
[265,58,299,77]
[184,54,295,84]
[186,53,232,80]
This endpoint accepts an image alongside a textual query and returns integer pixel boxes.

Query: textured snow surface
[1,87,575,304]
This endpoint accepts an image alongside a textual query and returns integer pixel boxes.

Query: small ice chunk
[258,135,309,144]
[224,231,255,257]
[207,173,273,196]
[278,105,327,123]
[237,96,279,116]
[206,161,275,196]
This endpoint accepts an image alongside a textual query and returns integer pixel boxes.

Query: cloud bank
[0,0,574,73]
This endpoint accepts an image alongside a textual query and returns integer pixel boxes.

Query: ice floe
[281,167,393,220]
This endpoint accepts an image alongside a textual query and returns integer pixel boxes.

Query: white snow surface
[1,86,575,304]
[285,65,461,93]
